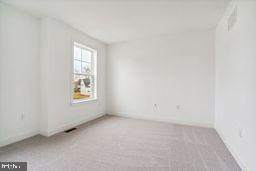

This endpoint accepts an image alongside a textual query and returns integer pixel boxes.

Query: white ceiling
[1,0,230,44]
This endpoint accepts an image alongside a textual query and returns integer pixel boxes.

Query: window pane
[73,74,93,101]
[74,46,81,60]
[74,60,81,73]
[82,49,92,62]
[82,62,91,74]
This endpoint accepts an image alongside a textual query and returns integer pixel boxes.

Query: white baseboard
[0,129,39,148]
[0,113,106,147]
[109,112,214,128]
[215,128,247,171]
[42,113,106,137]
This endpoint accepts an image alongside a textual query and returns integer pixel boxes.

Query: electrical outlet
[154,104,158,109]
[228,6,237,32]
[238,128,243,138]
[21,113,25,120]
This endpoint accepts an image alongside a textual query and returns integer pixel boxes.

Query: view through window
[72,42,97,102]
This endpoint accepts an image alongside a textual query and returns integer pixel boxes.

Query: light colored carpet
[0,115,241,171]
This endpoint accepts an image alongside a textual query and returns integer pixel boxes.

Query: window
[72,42,97,103]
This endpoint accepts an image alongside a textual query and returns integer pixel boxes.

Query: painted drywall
[40,18,106,136]
[0,3,107,146]
[215,0,256,170]
[107,30,215,127]
[0,3,40,146]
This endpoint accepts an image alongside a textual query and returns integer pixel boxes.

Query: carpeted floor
[0,115,241,171]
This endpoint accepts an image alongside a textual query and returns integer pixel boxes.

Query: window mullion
[80,48,83,74]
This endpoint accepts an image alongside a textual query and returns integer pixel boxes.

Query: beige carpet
[0,115,241,171]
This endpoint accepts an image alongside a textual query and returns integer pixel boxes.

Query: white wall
[40,18,106,136]
[0,3,107,146]
[215,0,256,170]
[0,3,40,146]
[107,30,215,127]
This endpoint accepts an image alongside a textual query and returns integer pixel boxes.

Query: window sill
[71,98,97,105]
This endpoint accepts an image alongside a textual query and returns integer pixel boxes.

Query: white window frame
[71,41,97,104]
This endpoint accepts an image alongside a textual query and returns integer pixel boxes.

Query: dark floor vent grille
[64,127,77,133]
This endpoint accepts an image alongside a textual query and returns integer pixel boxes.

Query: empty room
[0,0,255,170]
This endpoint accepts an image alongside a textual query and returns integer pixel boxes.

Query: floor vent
[64,127,77,133]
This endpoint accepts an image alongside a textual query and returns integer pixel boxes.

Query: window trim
[71,41,98,104]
